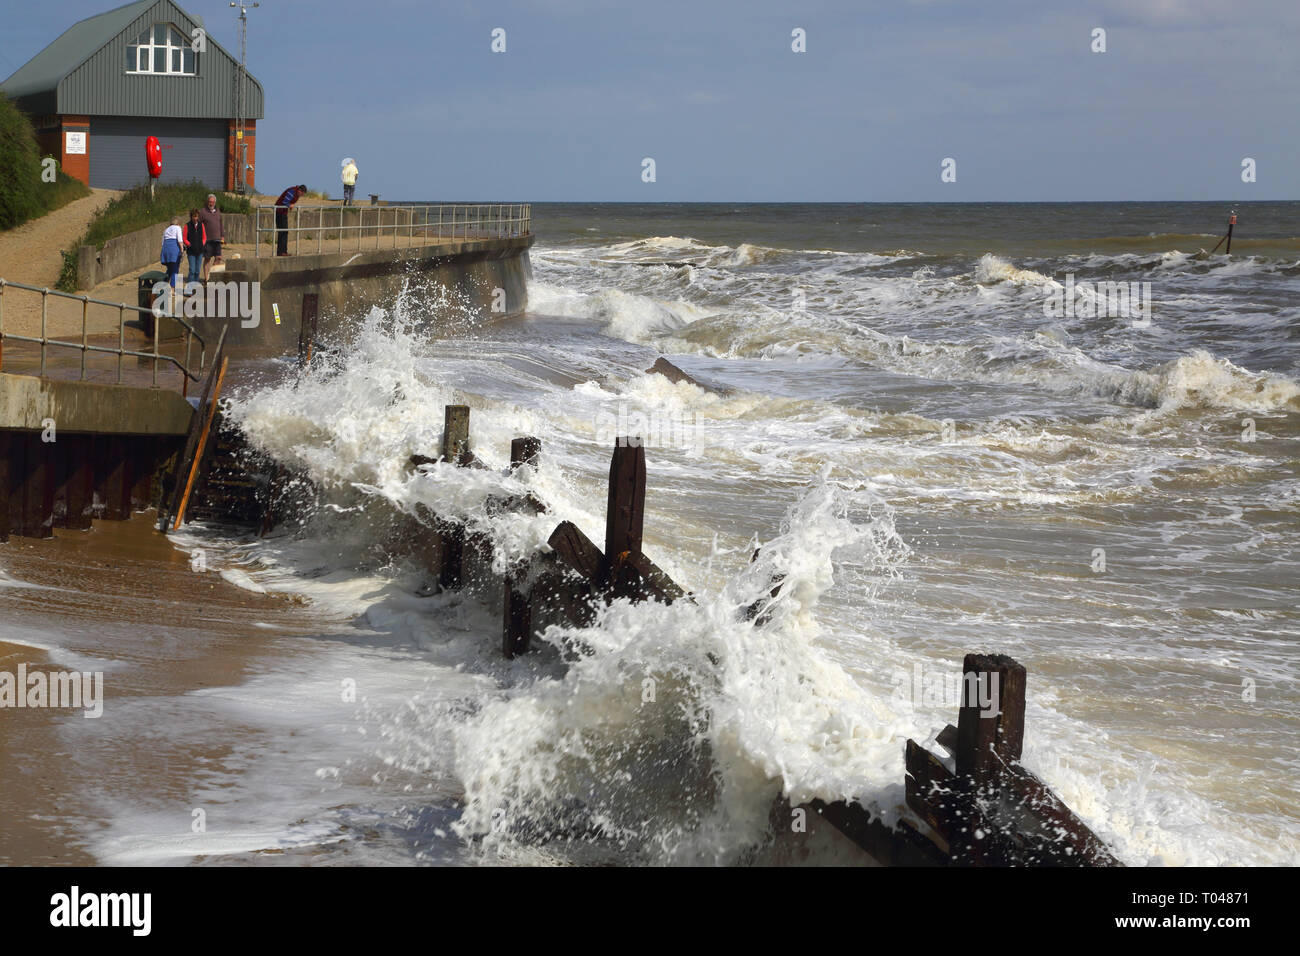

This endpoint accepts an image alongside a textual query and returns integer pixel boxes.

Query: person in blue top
[275,184,307,256]
[160,217,184,294]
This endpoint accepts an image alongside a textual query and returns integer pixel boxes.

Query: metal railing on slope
[0,278,207,391]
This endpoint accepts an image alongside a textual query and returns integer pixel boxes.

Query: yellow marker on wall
[273,303,281,325]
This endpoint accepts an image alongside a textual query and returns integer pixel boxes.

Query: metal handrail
[0,277,208,390]
[254,202,531,258]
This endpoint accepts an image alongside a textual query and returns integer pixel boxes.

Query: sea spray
[451,471,916,863]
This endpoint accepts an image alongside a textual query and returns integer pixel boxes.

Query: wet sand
[0,511,343,865]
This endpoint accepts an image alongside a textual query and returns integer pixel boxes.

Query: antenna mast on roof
[230,1,259,195]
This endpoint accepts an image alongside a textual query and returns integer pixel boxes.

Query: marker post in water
[1210,210,1237,255]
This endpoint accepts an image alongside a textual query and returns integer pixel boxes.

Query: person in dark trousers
[198,193,224,279]
[341,159,358,207]
[275,184,307,256]
[160,217,184,313]
[184,208,207,283]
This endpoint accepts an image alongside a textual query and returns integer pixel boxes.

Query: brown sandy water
[0,512,342,865]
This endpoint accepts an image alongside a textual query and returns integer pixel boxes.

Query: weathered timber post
[443,405,471,465]
[438,405,472,589]
[900,654,1120,866]
[604,440,645,561]
[510,436,541,472]
[502,436,542,658]
[954,653,1026,778]
[604,439,646,597]
[298,293,319,368]
[929,654,1027,865]
[533,441,685,639]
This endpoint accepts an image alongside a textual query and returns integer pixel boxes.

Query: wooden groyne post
[813,653,1121,867]
[502,436,542,658]
[437,404,472,590]
[545,440,685,617]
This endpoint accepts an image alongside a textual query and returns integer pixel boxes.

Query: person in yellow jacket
[341,159,359,206]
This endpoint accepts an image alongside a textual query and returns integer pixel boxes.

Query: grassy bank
[0,95,91,231]
[77,182,253,249]
[57,182,253,291]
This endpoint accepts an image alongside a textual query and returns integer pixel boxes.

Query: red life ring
[146,136,162,178]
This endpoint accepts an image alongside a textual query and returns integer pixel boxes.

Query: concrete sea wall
[204,234,534,348]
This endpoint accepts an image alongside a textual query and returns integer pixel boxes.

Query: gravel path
[0,189,122,288]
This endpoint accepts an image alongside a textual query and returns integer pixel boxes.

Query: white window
[125,23,196,75]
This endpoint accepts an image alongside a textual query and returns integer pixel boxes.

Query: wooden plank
[172,355,228,530]
[603,441,645,582]
[484,492,547,516]
[996,764,1123,867]
[935,723,959,755]
[528,552,597,630]
[159,325,227,531]
[807,799,949,867]
[904,738,958,839]
[548,520,604,583]
[614,549,685,605]
[955,653,1026,779]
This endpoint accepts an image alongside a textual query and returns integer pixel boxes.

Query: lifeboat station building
[0,0,264,191]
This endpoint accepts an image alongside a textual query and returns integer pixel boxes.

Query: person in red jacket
[275,184,307,256]
[183,208,208,283]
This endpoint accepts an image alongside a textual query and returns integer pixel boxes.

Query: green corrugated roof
[0,0,158,101]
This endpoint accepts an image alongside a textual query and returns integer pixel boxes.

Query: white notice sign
[65,131,86,154]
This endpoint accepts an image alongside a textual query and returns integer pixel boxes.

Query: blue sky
[2,0,1296,201]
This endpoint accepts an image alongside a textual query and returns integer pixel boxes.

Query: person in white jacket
[159,218,185,315]
[341,160,359,206]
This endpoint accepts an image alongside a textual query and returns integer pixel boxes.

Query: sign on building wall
[65,131,87,154]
